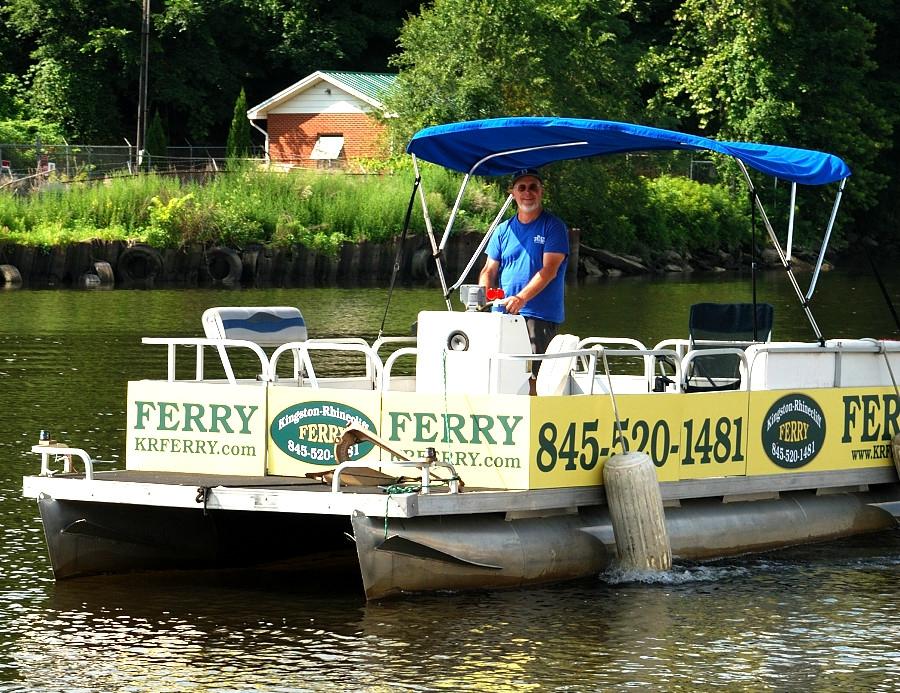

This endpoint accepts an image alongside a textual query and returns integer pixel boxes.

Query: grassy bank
[0,162,751,259]
[0,164,504,255]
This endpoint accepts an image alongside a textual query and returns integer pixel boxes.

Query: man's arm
[479,257,500,290]
[504,252,566,315]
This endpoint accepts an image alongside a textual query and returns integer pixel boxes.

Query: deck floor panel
[22,467,899,518]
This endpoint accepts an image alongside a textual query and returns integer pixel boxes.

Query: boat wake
[599,564,750,586]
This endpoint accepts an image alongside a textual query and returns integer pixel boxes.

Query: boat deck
[23,466,900,519]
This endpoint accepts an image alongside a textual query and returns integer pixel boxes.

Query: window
[310,135,344,160]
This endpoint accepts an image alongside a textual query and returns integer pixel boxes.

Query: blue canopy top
[407,117,851,186]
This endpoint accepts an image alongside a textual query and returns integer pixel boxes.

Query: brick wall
[267,113,389,168]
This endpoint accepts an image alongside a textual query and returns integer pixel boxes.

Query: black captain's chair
[684,302,774,392]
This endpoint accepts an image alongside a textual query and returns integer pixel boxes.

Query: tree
[385,0,639,141]
[226,88,252,159]
[640,0,893,244]
[1,0,420,143]
[4,0,135,140]
[383,0,644,244]
[145,110,167,165]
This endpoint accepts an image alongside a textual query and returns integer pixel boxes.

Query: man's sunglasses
[513,183,541,193]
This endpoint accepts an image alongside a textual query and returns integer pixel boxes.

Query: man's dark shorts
[525,317,559,377]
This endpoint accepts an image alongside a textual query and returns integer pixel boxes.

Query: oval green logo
[270,401,376,466]
[761,393,826,469]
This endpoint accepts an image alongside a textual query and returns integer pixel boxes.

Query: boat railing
[681,348,750,392]
[141,337,271,384]
[575,337,651,378]
[373,336,417,356]
[573,347,683,394]
[31,444,96,480]
[381,345,685,395]
[382,346,418,392]
[494,346,684,395]
[270,340,385,390]
[745,339,900,389]
[654,337,759,357]
[330,458,461,495]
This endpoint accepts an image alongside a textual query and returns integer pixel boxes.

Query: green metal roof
[320,71,397,103]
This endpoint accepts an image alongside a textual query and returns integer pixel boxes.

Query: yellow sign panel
[747,387,897,475]
[380,391,531,489]
[127,376,897,489]
[527,391,750,488]
[660,391,750,480]
[126,380,268,475]
[266,385,382,477]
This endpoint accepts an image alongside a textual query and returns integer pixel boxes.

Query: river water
[1,270,899,691]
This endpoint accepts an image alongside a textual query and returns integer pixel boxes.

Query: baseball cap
[511,168,543,185]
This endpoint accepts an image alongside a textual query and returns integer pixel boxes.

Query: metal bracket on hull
[378,535,502,569]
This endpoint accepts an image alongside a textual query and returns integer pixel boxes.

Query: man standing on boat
[479,168,569,393]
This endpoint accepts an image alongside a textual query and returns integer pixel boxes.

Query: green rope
[442,347,450,444]
[385,484,421,495]
[384,484,420,539]
[381,477,461,539]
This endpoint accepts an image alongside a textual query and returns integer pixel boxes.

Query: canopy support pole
[750,190,758,341]
[806,177,847,300]
[437,140,587,253]
[433,140,588,307]
[412,155,453,310]
[446,194,515,298]
[735,160,825,345]
[786,182,797,262]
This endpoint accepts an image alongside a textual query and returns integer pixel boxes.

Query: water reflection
[5,534,900,690]
[2,273,900,691]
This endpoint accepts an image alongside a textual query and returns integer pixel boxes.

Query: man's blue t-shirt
[486,211,569,324]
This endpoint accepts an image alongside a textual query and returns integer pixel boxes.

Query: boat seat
[202,306,307,346]
[685,302,773,392]
[202,306,308,382]
[536,333,580,396]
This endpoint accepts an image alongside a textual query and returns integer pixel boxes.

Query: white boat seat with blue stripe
[202,306,307,346]
[202,306,308,382]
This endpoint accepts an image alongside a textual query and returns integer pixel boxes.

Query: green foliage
[641,175,748,254]
[0,118,65,169]
[640,0,893,243]
[2,0,418,142]
[0,167,505,255]
[2,0,900,252]
[144,112,168,163]
[385,0,638,141]
[226,88,252,159]
[144,193,200,247]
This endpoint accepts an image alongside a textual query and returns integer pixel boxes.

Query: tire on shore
[117,245,163,287]
[201,247,243,286]
[0,264,23,288]
[410,246,436,281]
[92,261,115,286]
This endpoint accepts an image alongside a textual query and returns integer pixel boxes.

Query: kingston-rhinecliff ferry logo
[762,393,826,469]
[270,401,375,465]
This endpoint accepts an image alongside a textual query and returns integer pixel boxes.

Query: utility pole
[135,0,150,169]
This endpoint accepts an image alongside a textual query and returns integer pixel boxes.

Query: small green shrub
[644,176,748,253]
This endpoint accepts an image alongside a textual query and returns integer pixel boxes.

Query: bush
[0,164,749,259]
[643,176,748,253]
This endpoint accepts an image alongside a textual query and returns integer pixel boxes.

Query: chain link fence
[0,142,266,183]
